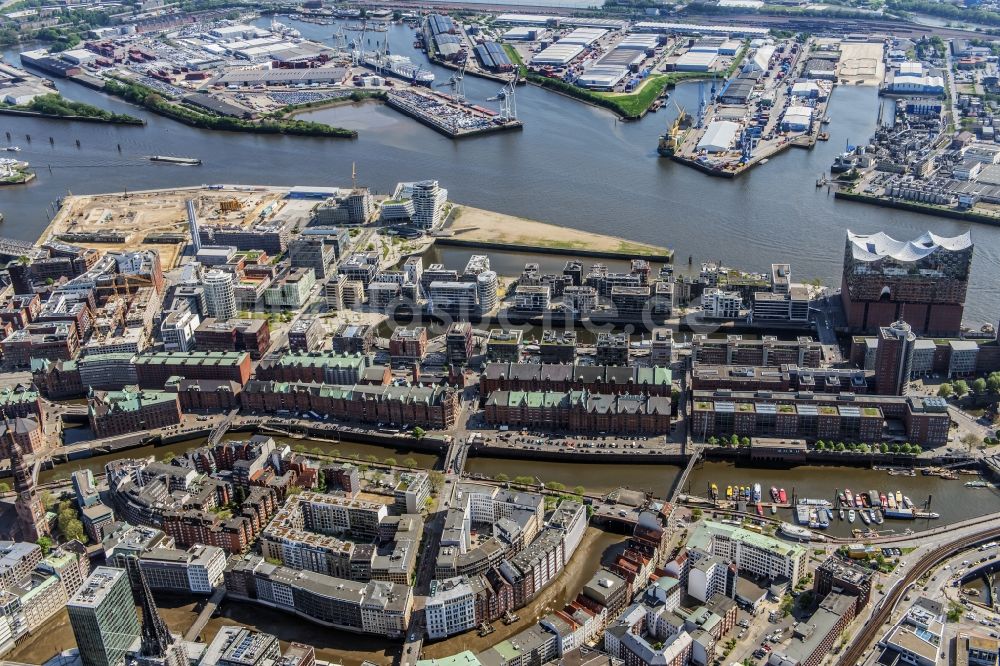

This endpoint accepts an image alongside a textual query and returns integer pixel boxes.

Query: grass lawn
[594,72,704,117]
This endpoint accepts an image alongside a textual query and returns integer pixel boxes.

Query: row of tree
[938,372,1000,398]
[705,434,922,454]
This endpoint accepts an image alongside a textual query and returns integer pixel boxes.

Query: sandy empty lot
[448,205,670,256]
[838,41,886,86]
[42,187,284,269]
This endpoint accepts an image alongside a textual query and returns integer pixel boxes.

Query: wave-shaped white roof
[847,230,972,263]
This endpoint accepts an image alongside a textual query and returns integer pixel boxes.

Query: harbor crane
[350,22,367,66]
[333,25,348,53]
[488,77,517,121]
[436,62,466,103]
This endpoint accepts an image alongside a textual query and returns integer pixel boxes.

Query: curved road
[838,526,1000,666]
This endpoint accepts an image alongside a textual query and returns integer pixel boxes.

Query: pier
[385,88,522,138]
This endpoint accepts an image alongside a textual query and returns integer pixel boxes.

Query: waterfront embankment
[835,190,1000,227]
[0,107,145,125]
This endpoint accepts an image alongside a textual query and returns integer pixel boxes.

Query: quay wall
[384,94,523,139]
[434,236,673,262]
[469,442,690,465]
[700,445,976,468]
[835,191,1000,227]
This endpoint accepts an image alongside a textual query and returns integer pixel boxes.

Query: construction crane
[435,62,466,102]
[487,77,517,121]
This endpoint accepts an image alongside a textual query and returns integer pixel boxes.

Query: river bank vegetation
[103,77,357,137]
[0,93,144,124]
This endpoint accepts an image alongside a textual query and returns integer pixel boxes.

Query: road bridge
[207,409,238,446]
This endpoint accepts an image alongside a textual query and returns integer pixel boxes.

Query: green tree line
[4,93,144,124]
[103,78,357,137]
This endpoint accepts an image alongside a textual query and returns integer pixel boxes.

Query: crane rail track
[839,526,1000,666]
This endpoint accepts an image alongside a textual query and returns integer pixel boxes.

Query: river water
[2,18,1000,326]
[38,432,441,484]
[6,18,1000,663]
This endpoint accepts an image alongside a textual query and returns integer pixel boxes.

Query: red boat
[779,488,787,504]
[756,503,764,516]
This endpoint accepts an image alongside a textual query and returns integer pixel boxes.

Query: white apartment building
[160,310,200,352]
[688,521,805,584]
[203,269,237,321]
[425,577,476,639]
[411,180,447,230]
[548,501,587,562]
[702,288,743,319]
[139,544,226,593]
[687,548,729,603]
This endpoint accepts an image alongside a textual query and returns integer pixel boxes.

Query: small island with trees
[0,93,145,124]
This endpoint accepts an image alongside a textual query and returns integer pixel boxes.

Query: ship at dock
[360,52,434,85]
[353,34,434,86]
[657,103,689,157]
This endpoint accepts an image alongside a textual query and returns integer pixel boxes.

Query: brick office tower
[874,320,916,396]
[841,230,973,335]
